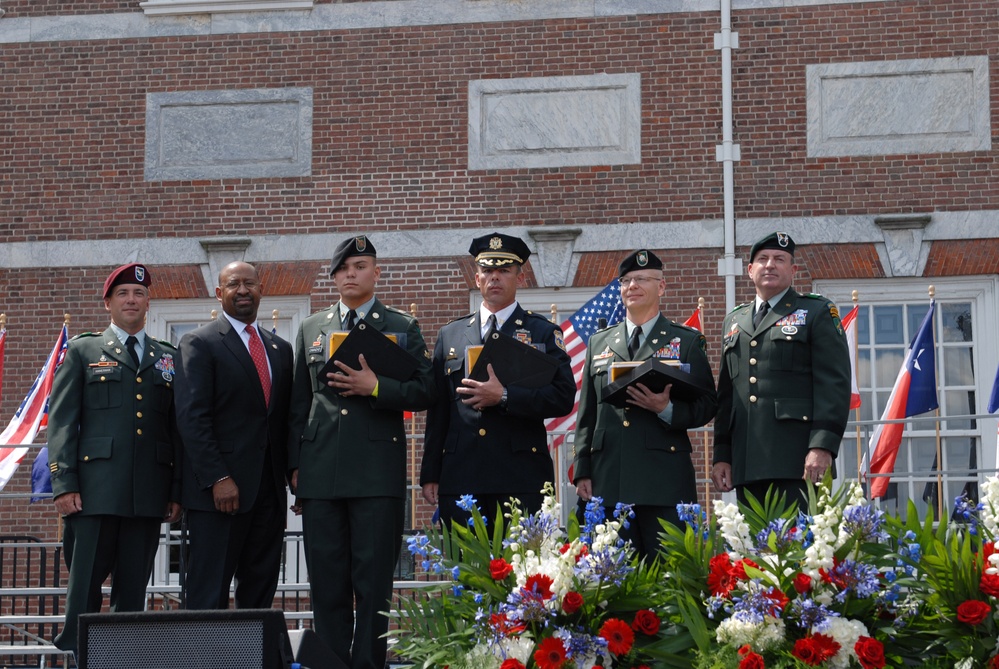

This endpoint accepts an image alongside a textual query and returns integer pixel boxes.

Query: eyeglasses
[223,280,260,290]
[618,276,661,287]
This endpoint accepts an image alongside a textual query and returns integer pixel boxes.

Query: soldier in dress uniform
[572,250,718,559]
[420,232,575,530]
[48,263,182,653]
[288,235,435,669]
[711,231,852,507]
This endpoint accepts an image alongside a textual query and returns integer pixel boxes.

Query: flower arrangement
[660,483,911,669]
[388,486,676,669]
[391,475,999,668]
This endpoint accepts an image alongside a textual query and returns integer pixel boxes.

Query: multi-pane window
[818,278,999,521]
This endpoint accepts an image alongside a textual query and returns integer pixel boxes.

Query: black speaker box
[78,608,293,669]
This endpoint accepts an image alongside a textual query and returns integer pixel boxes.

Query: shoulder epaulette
[672,321,701,336]
[729,302,752,314]
[156,338,178,350]
[70,332,100,341]
[447,312,476,325]
[384,305,415,318]
[803,292,829,301]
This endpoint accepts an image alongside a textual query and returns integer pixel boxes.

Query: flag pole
[59,313,71,543]
[928,285,944,521]
[852,290,863,484]
[550,303,563,507]
[695,297,712,523]
[272,309,279,333]
[409,302,418,530]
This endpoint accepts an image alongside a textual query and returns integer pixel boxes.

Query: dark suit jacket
[288,298,435,500]
[48,327,182,517]
[420,305,575,497]
[713,288,851,485]
[571,315,717,506]
[175,316,294,513]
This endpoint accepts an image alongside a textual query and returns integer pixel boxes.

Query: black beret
[330,235,377,275]
[618,249,663,276]
[469,233,531,267]
[103,263,151,298]
[750,231,796,262]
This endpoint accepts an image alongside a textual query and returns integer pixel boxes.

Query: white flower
[824,617,868,669]
[954,657,974,669]
[714,500,754,559]
[804,488,841,578]
[716,616,785,651]
[981,476,999,539]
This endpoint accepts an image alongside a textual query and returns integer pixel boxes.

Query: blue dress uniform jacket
[48,327,181,515]
[571,316,718,506]
[288,298,435,500]
[713,289,852,485]
[420,305,575,497]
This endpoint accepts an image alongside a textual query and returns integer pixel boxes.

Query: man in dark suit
[712,231,851,507]
[175,261,293,610]
[288,235,435,669]
[572,250,717,559]
[48,263,183,653]
[420,233,575,530]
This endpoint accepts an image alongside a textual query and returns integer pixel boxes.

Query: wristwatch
[499,387,509,410]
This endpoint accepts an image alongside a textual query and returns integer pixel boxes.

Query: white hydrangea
[461,634,535,669]
[714,500,754,559]
[715,615,785,651]
[823,617,868,669]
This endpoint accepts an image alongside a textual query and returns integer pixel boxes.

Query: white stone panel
[807,56,991,157]
[145,87,313,181]
[468,74,641,170]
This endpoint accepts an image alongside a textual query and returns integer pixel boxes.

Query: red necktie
[245,325,271,406]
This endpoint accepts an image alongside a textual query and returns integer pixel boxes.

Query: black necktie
[485,314,498,339]
[753,301,771,329]
[125,335,140,368]
[628,326,642,359]
[345,309,357,330]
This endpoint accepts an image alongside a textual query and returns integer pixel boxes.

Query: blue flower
[788,597,838,631]
[456,494,479,513]
[842,504,889,543]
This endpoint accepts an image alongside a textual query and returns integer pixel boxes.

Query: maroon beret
[103,263,151,298]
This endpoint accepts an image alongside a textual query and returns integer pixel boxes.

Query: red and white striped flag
[0,325,69,490]
[840,305,862,410]
[545,282,625,458]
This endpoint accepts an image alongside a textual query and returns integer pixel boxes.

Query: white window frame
[814,275,999,506]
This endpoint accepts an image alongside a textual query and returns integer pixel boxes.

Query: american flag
[545,281,625,454]
[0,325,69,491]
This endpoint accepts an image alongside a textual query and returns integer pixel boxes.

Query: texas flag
[867,302,938,499]
[840,305,862,410]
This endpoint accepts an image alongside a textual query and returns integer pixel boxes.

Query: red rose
[737,645,752,657]
[500,661,526,669]
[489,558,513,581]
[561,591,584,615]
[982,573,999,598]
[957,599,992,625]
[534,637,567,669]
[853,636,886,669]
[793,573,813,594]
[792,635,839,666]
[598,618,635,656]
[739,651,765,669]
[631,609,661,635]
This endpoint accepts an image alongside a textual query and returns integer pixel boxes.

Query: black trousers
[184,480,284,610]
